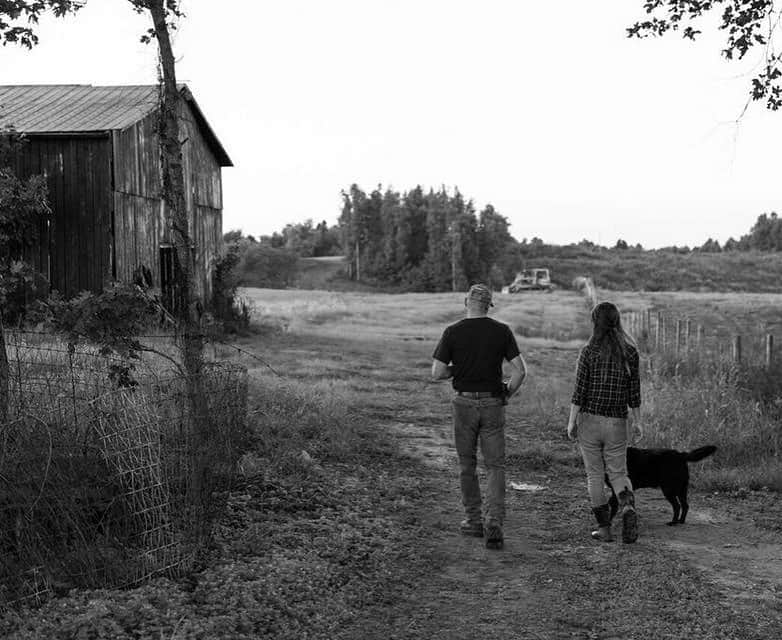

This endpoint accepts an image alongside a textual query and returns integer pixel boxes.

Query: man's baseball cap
[467,283,494,307]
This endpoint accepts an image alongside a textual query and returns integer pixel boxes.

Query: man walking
[431,284,527,550]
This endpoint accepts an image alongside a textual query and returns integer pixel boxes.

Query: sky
[2,0,782,249]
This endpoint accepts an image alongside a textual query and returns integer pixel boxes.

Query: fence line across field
[620,309,776,369]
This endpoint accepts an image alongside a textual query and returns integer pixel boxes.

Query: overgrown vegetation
[644,350,782,492]
[0,332,249,609]
[0,129,49,324]
[0,366,430,638]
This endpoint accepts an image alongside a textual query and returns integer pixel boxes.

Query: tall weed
[247,373,394,482]
[644,354,782,491]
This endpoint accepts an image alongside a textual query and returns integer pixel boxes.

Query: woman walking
[567,302,642,543]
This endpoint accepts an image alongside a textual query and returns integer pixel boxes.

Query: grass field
[243,285,782,491]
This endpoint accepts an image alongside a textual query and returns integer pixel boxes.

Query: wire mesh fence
[0,329,248,609]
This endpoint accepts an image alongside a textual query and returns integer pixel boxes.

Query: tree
[700,237,722,253]
[0,0,82,48]
[129,1,218,536]
[127,0,203,376]
[223,229,243,245]
[615,238,629,250]
[0,130,51,421]
[0,0,83,425]
[740,212,782,250]
[477,204,513,281]
[629,1,782,110]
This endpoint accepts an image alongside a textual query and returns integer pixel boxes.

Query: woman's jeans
[577,412,633,507]
[452,395,505,527]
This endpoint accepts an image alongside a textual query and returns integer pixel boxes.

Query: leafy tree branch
[629,0,782,109]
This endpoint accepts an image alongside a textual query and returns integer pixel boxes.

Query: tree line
[338,185,517,291]
[232,184,782,291]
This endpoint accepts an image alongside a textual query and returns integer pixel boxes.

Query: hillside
[525,247,782,292]
[290,250,782,293]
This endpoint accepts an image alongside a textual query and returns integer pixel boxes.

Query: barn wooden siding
[12,134,112,297]
[112,99,223,301]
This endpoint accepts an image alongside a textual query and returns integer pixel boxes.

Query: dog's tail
[685,445,717,462]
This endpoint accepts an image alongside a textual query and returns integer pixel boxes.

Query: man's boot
[485,522,504,550]
[459,519,484,538]
[618,488,638,543]
[590,504,614,542]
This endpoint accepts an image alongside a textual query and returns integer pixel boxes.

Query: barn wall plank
[10,135,110,297]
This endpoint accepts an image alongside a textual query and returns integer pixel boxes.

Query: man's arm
[431,358,452,381]
[505,354,527,396]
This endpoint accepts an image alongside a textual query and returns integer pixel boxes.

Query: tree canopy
[629,1,782,110]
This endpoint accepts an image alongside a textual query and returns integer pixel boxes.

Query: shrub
[211,246,251,331]
[238,244,299,289]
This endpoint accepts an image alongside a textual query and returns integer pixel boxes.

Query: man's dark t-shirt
[432,318,520,393]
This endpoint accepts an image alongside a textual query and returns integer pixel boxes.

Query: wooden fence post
[674,319,682,356]
[766,334,774,370]
[685,319,692,353]
[656,312,663,351]
[732,335,742,363]
[697,324,704,348]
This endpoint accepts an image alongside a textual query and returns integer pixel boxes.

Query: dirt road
[261,325,782,640]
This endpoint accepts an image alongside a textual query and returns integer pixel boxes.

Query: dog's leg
[678,486,689,524]
[662,489,680,525]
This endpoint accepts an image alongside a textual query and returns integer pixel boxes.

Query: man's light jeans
[452,395,505,527]
[577,412,633,507]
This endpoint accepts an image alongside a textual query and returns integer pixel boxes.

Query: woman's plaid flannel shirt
[571,342,641,419]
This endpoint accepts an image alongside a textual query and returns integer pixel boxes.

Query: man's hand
[431,359,452,381]
[505,355,527,397]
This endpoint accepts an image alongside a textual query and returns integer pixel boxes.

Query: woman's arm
[567,403,581,440]
[628,348,642,442]
[568,348,589,440]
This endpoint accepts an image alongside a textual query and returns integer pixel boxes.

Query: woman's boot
[618,489,638,543]
[590,504,614,542]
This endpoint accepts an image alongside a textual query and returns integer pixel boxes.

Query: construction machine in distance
[501,268,554,293]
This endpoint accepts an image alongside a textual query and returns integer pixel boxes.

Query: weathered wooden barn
[0,84,232,302]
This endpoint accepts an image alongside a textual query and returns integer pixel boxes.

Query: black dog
[607,445,717,525]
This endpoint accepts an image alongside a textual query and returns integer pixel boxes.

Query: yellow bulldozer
[501,268,554,293]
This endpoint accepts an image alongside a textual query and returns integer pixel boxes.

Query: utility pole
[355,239,360,281]
[450,220,460,292]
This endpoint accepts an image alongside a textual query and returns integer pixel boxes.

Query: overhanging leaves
[0,0,84,48]
[628,0,782,109]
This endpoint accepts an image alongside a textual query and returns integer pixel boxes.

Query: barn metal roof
[0,84,232,166]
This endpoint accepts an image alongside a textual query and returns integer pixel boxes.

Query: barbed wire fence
[0,329,248,609]
[621,308,779,370]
